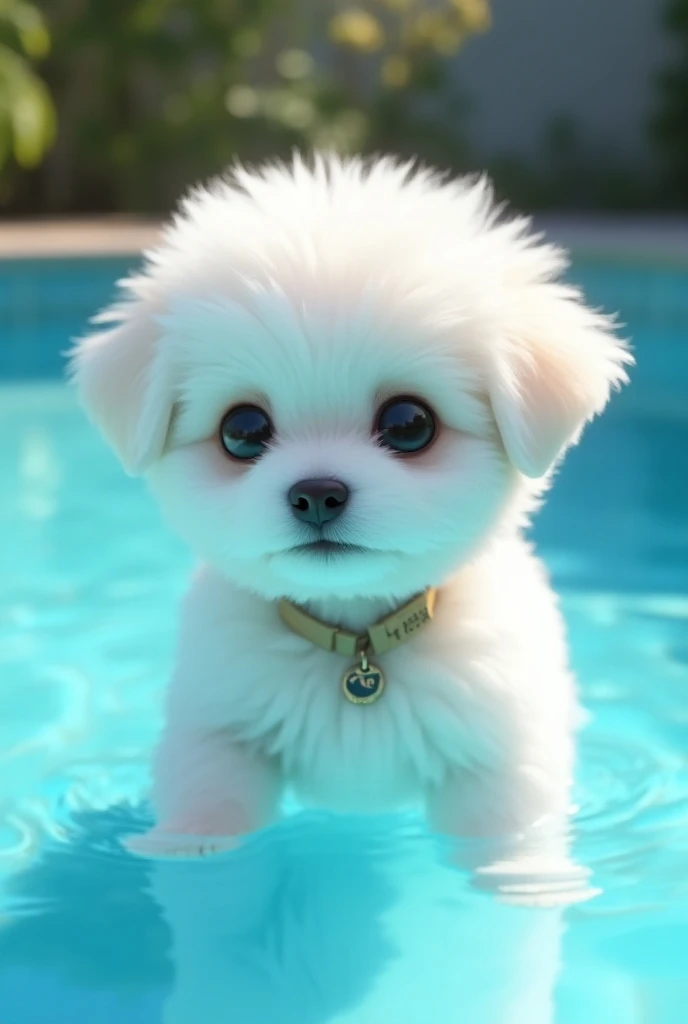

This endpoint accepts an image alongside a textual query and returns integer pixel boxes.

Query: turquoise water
[0,259,687,1022]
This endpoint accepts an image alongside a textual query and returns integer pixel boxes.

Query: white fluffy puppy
[72,155,630,864]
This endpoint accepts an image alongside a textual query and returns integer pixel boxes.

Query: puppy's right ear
[70,304,173,476]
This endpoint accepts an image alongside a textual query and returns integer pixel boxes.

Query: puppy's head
[71,156,631,601]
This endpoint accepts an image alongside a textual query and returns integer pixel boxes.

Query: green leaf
[0,109,12,168]
[0,42,55,168]
[0,0,51,58]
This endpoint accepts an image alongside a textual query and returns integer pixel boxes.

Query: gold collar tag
[342,649,385,705]
[278,588,437,705]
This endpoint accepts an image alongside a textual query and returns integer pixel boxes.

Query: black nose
[289,478,349,526]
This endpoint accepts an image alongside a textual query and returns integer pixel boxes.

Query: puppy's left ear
[488,284,631,478]
[70,302,172,476]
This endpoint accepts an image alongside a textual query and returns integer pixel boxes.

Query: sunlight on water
[0,383,687,1024]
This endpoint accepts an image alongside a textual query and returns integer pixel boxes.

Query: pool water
[0,258,687,1023]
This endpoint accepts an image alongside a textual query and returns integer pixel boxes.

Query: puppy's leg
[127,728,282,858]
[427,769,591,906]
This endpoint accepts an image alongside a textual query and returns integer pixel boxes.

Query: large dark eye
[220,405,273,460]
[376,397,436,454]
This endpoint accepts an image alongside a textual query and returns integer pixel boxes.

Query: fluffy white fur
[71,155,630,869]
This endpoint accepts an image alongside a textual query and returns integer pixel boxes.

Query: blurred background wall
[0,0,686,217]
[459,0,669,174]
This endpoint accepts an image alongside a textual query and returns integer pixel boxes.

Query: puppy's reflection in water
[149,816,565,1024]
[0,808,566,1024]
[149,819,397,1024]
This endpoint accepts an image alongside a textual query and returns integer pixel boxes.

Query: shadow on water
[0,807,168,983]
[0,807,169,1022]
[0,806,567,1024]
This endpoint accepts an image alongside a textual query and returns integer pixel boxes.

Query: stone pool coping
[1,215,688,266]
[0,219,160,259]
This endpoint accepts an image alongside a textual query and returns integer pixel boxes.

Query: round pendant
[342,661,385,704]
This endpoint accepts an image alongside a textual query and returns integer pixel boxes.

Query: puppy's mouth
[289,540,369,557]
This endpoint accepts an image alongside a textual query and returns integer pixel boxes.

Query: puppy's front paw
[472,857,598,907]
[124,828,239,860]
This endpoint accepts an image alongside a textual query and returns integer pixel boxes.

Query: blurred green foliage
[491,114,660,213]
[652,0,688,203]
[0,0,490,214]
[0,0,56,171]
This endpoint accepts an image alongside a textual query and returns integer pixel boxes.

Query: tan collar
[278,588,437,659]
